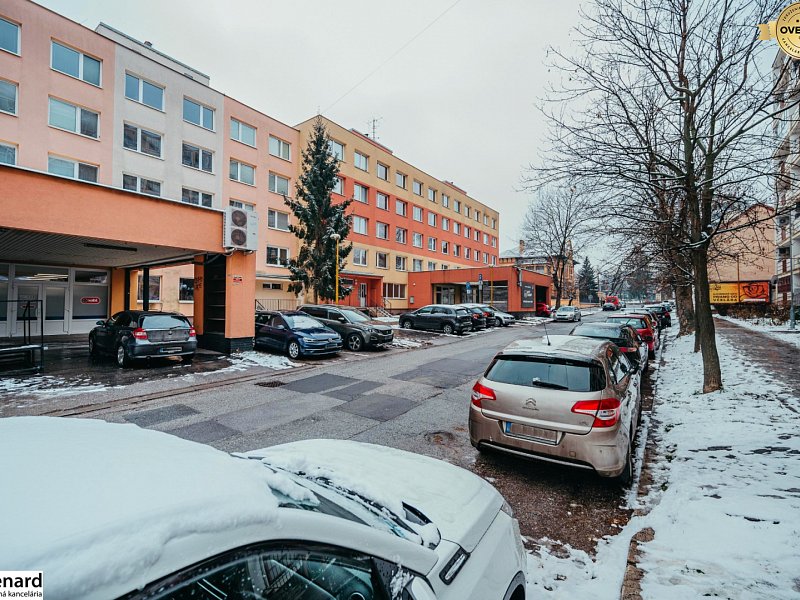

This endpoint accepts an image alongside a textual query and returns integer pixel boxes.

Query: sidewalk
[525,324,800,599]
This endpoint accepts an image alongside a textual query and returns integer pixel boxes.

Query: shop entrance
[11,281,67,336]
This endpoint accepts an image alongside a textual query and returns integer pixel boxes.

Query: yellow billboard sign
[709,282,770,304]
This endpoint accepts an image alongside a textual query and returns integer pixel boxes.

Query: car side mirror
[338,316,347,323]
[275,324,285,330]
[96,320,105,326]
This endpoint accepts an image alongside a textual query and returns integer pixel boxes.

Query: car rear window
[140,315,190,329]
[608,317,647,329]
[456,308,470,316]
[485,355,606,392]
[574,325,621,337]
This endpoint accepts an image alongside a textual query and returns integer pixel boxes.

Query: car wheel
[88,336,98,357]
[442,323,454,335]
[401,320,413,329]
[116,344,131,368]
[346,333,364,351]
[287,340,301,359]
[618,439,635,486]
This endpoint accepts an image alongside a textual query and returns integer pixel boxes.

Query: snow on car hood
[242,439,503,552]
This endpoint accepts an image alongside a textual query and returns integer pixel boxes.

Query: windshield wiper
[530,380,569,390]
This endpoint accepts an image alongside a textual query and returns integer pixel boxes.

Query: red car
[535,302,551,317]
[605,312,658,358]
[605,295,621,309]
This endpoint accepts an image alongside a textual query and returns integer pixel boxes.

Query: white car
[553,306,582,322]
[490,307,516,326]
[1,417,527,600]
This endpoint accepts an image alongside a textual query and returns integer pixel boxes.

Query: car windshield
[140,315,190,329]
[608,317,647,329]
[557,307,574,312]
[342,309,370,323]
[284,315,324,330]
[485,355,606,392]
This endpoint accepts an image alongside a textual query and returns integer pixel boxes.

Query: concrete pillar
[223,251,255,352]
[193,258,204,335]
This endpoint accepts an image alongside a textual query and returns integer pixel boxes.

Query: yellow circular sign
[776,3,800,58]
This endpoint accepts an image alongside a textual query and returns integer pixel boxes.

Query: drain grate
[255,380,286,388]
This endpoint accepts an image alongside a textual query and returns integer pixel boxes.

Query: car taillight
[189,327,196,338]
[571,398,621,428]
[471,381,496,408]
[620,347,637,353]
[472,314,479,319]
[132,327,148,340]
[641,332,653,341]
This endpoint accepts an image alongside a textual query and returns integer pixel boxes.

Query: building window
[51,41,101,86]
[376,222,389,240]
[454,222,461,235]
[124,73,163,110]
[396,172,407,189]
[376,192,389,210]
[428,212,437,227]
[454,199,461,212]
[137,275,161,302]
[266,246,290,266]
[263,282,283,291]
[464,247,470,259]
[0,17,20,55]
[269,172,289,194]
[395,227,407,244]
[376,252,388,269]
[413,206,423,222]
[182,142,213,172]
[383,283,406,299]
[395,256,407,271]
[353,216,368,235]
[123,123,161,157]
[483,233,489,244]
[413,180,423,196]
[268,209,290,231]
[329,177,342,195]
[491,255,497,266]
[428,188,436,202]
[377,162,389,180]
[182,187,212,207]
[268,135,291,160]
[483,252,489,264]
[123,174,160,196]
[0,142,16,165]
[183,98,214,130]
[230,199,255,211]
[396,199,407,217]
[354,183,368,203]
[492,217,497,229]
[353,248,368,266]
[412,259,423,272]
[442,217,449,231]
[412,232,423,248]
[441,264,448,270]
[491,236,497,248]
[328,139,344,160]
[48,155,98,183]
[474,229,480,241]
[464,226,470,239]
[229,160,255,185]
[428,237,437,251]
[465,206,471,218]
[475,210,481,223]
[49,98,99,138]
[442,241,449,254]
[354,151,368,171]
[453,244,460,256]
[484,214,489,226]
[427,261,436,271]
[442,194,449,208]
[0,79,17,115]
[230,118,256,146]
[179,278,194,302]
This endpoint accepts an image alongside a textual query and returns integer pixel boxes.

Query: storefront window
[72,285,108,320]
[137,275,162,302]
[179,278,194,302]
[0,264,8,322]
[14,265,68,282]
[74,270,108,284]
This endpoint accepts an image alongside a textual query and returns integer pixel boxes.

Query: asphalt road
[71,309,655,555]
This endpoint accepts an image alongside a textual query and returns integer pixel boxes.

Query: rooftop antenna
[542,320,552,346]
[367,117,382,140]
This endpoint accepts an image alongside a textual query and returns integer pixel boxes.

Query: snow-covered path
[526,331,800,599]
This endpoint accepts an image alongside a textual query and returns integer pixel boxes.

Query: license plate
[161,347,182,354]
[504,422,558,443]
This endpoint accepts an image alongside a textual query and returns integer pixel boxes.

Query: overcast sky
[40,0,583,254]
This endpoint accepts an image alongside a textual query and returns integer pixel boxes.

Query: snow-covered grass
[0,374,118,401]
[715,314,800,350]
[526,330,800,598]
[517,316,551,326]
[199,350,299,375]
[390,337,424,349]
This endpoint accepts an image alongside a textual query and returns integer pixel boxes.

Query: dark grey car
[300,305,394,351]
[89,311,197,367]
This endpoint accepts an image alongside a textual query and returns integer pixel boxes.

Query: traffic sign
[466,282,472,293]
[478,273,483,282]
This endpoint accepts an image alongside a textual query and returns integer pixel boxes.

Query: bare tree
[528,0,798,392]
[520,186,596,308]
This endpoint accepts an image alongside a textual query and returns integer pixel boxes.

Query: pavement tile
[336,393,417,422]
[323,380,383,401]
[166,419,239,444]
[215,395,344,433]
[391,369,470,389]
[124,403,199,427]
[282,374,358,393]
[423,357,486,375]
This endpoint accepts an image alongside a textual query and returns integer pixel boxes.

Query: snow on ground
[374,316,400,324]
[716,314,800,350]
[518,316,551,326]
[390,337,424,349]
[526,331,800,599]
[0,374,118,401]
[198,351,299,375]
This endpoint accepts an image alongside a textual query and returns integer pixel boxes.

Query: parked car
[602,302,617,311]
[553,305,582,322]
[644,303,672,328]
[469,335,642,483]
[605,295,621,309]
[622,307,662,332]
[462,303,497,327]
[488,306,516,327]
[465,306,488,330]
[89,310,196,368]
[255,310,342,359]
[570,322,648,369]
[535,302,551,317]
[1,417,528,599]
[399,304,473,335]
[606,313,658,358]
[300,305,393,351]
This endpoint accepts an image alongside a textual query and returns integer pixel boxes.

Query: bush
[724,302,796,325]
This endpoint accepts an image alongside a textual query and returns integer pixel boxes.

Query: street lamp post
[331,233,341,305]
[790,207,796,330]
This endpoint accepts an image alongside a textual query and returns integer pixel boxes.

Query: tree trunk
[691,247,722,392]
[675,284,695,337]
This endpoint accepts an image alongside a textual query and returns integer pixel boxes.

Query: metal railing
[0,299,45,372]
[255,298,301,312]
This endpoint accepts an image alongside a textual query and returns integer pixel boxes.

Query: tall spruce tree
[284,117,353,303]
[577,258,598,304]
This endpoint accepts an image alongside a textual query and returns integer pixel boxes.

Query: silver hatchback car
[469,335,641,482]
